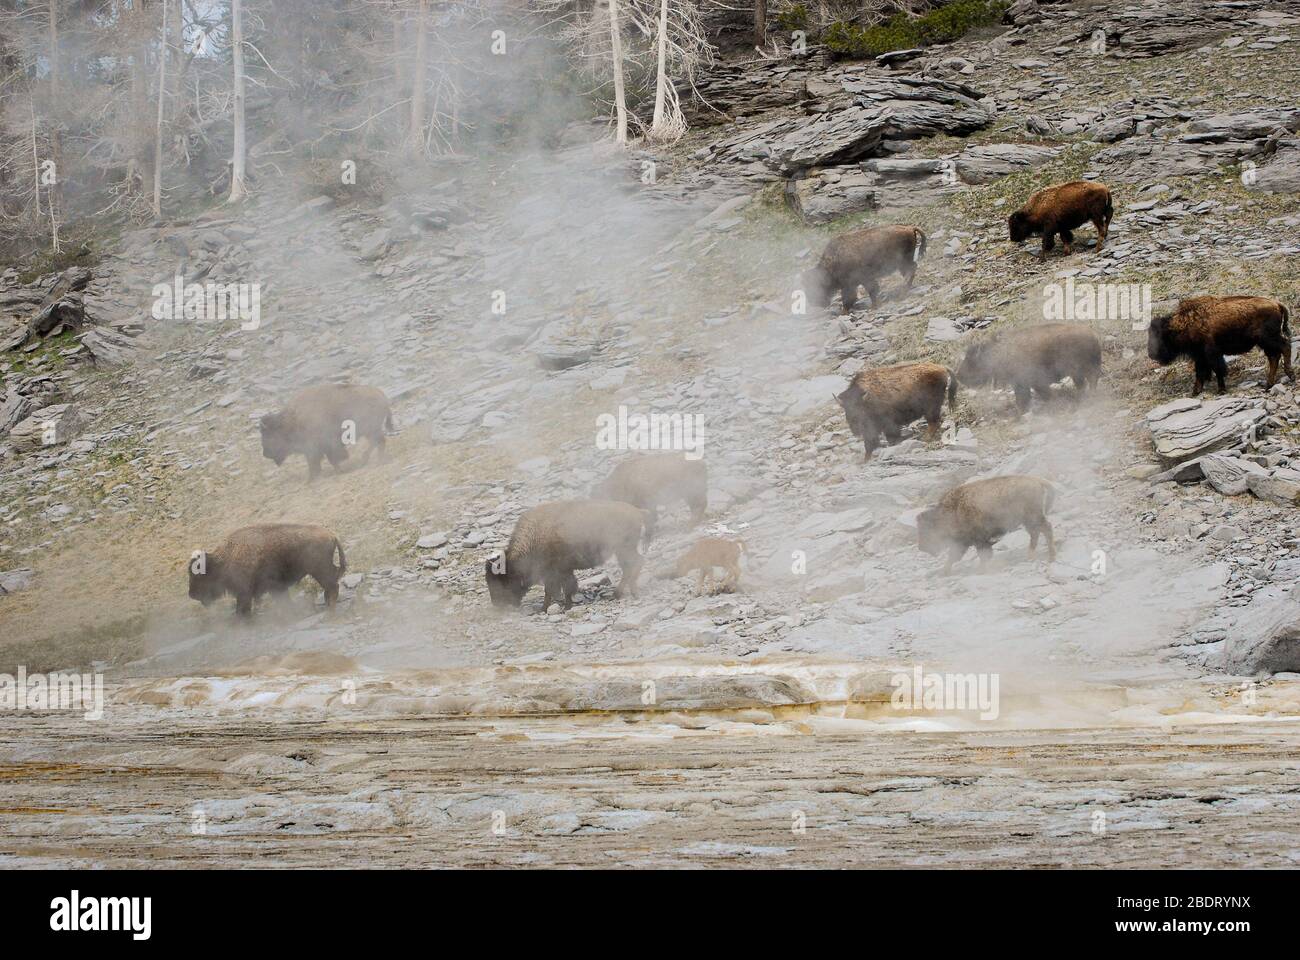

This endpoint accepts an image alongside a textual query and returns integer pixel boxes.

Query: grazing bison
[1147,295,1293,395]
[803,224,927,312]
[835,361,958,460]
[958,323,1103,412]
[1008,181,1112,261]
[260,383,393,481]
[661,537,745,595]
[189,523,346,616]
[593,453,707,542]
[485,500,647,611]
[916,475,1056,575]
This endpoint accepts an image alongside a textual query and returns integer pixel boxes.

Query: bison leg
[1028,520,1055,562]
[695,568,708,597]
[1013,384,1033,413]
[865,281,882,308]
[840,286,857,312]
[1039,232,1054,262]
[1059,229,1074,256]
[1091,216,1108,250]
[1190,358,1209,397]
[613,545,643,599]
[307,452,324,481]
[923,413,941,442]
[942,544,965,576]
[862,432,880,461]
[687,492,707,527]
[326,442,348,473]
[903,266,917,290]
[975,543,995,568]
[564,572,579,607]
[883,425,903,443]
[1266,352,1281,388]
[1211,353,1229,394]
[234,592,254,617]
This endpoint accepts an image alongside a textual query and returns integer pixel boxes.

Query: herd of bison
[188,179,1295,618]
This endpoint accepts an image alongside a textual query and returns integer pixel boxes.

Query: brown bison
[1008,181,1113,261]
[593,453,707,542]
[916,475,1056,575]
[660,537,746,595]
[1147,295,1293,395]
[189,523,346,616]
[260,383,393,481]
[803,224,927,312]
[958,323,1103,412]
[485,500,647,611]
[835,361,958,460]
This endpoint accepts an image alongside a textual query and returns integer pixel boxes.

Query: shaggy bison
[260,383,393,481]
[189,523,346,616]
[958,323,1103,412]
[485,500,647,611]
[835,361,957,460]
[593,453,707,541]
[803,224,927,312]
[917,475,1056,575]
[1008,180,1112,261]
[1147,295,1293,395]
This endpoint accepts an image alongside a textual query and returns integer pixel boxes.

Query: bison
[188,523,346,616]
[958,323,1103,412]
[916,475,1056,575]
[835,361,957,460]
[1147,295,1293,395]
[660,537,746,595]
[260,383,393,481]
[593,452,707,542]
[1008,180,1113,261]
[485,500,647,611]
[802,224,927,312]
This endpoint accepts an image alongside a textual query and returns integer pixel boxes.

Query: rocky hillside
[2,0,1299,695]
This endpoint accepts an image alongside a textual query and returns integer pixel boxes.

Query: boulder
[1199,453,1268,496]
[8,402,82,452]
[953,143,1060,183]
[0,568,35,595]
[785,168,879,224]
[1145,396,1266,464]
[1221,586,1300,675]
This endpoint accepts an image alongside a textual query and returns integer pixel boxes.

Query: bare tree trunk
[650,0,669,132]
[47,0,61,251]
[152,0,168,217]
[169,0,183,123]
[754,0,767,48]
[608,0,628,145]
[228,0,247,203]
[409,0,428,152]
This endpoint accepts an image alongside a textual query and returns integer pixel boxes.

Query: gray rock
[8,403,82,452]
[1146,396,1266,464]
[1221,587,1300,675]
[785,168,879,224]
[954,143,1060,184]
[0,568,35,595]
[1199,453,1268,496]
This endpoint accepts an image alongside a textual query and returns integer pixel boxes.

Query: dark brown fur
[1008,181,1113,261]
[260,383,393,481]
[803,224,927,311]
[593,453,707,542]
[484,500,647,611]
[663,538,746,595]
[916,476,1056,575]
[958,323,1103,412]
[188,523,346,616]
[1147,295,1293,395]
[835,362,958,460]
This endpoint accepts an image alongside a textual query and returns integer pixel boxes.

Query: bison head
[957,342,995,387]
[834,387,868,439]
[1007,211,1033,243]
[1146,312,1175,364]
[800,266,834,309]
[915,508,948,556]
[188,559,225,606]
[485,556,526,609]
[259,412,292,465]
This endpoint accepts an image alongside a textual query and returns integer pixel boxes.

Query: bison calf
[1008,181,1112,261]
[485,500,646,611]
[916,475,1056,575]
[835,362,957,460]
[661,538,745,595]
[803,224,927,312]
[958,323,1102,412]
[189,523,346,616]
[593,453,707,542]
[1147,295,1293,395]
[260,383,393,481]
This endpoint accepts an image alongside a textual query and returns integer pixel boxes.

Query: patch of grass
[824,1,1009,60]
[0,613,148,675]
[15,237,100,285]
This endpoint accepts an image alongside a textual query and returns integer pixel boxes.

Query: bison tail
[1103,189,1114,226]
[913,228,928,263]
[1040,480,1057,516]
[333,538,347,575]
[384,408,396,434]
[1281,302,1292,340]
[945,367,959,410]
